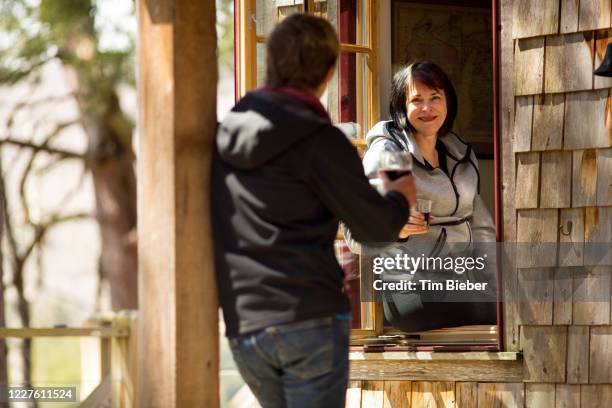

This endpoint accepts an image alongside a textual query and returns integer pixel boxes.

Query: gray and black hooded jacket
[345,120,496,261]
[212,91,410,337]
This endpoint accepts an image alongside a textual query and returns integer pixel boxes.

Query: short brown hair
[265,13,339,90]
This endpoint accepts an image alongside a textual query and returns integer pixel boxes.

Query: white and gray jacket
[345,120,496,259]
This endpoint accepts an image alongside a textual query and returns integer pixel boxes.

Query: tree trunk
[83,94,138,311]
[0,160,9,408]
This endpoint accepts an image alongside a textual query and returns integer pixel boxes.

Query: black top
[212,90,410,337]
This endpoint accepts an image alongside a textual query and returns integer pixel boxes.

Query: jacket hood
[365,121,472,165]
[217,90,329,170]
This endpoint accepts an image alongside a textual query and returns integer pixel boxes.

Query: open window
[235,0,501,351]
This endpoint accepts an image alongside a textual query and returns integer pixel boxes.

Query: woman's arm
[469,194,496,243]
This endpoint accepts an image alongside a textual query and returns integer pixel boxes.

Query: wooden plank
[540,151,572,208]
[578,0,612,31]
[567,325,589,384]
[502,0,519,352]
[560,0,580,33]
[512,0,559,39]
[350,352,519,361]
[515,152,539,209]
[564,90,612,150]
[553,268,574,324]
[580,385,612,407]
[594,30,612,89]
[477,383,524,408]
[521,325,567,382]
[544,33,594,93]
[572,150,598,207]
[596,148,612,205]
[514,38,545,96]
[589,326,612,383]
[516,209,558,268]
[525,384,554,408]
[573,266,612,324]
[584,207,612,265]
[517,268,554,325]
[0,327,128,338]
[411,382,454,408]
[532,94,564,151]
[362,381,385,408]
[138,1,219,406]
[554,385,580,408]
[346,380,362,408]
[456,382,478,408]
[383,381,411,408]
[514,96,534,152]
[349,360,524,382]
[559,209,584,267]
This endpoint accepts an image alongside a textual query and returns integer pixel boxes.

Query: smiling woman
[344,61,497,333]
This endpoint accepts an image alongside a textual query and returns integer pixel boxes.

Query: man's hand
[379,170,417,210]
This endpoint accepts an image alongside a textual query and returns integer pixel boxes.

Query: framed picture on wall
[392,1,493,157]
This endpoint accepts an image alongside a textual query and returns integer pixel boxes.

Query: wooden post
[137,1,219,407]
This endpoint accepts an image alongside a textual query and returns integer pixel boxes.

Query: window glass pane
[326,51,369,134]
[256,42,266,87]
[256,0,304,37]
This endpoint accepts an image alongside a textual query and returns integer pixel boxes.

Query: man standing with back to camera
[212,13,415,408]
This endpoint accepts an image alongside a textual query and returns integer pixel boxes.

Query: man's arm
[305,128,413,243]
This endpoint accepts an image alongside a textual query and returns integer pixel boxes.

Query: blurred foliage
[0,0,135,121]
[217,0,234,73]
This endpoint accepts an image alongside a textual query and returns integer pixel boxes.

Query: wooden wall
[347,0,612,406]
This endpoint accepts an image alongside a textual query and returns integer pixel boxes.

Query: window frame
[233,0,504,351]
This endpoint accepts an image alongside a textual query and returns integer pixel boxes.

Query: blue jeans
[229,314,350,408]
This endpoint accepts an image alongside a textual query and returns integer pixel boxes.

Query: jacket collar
[394,126,471,166]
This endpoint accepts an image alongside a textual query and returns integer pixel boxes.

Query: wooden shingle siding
[566,325,590,383]
[578,0,612,31]
[540,151,572,208]
[544,33,594,93]
[516,209,558,267]
[558,209,585,267]
[521,326,567,382]
[383,381,412,408]
[553,268,574,324]
[554,384,580,408]
[572,150,598,207]
[514,38,545,95]
[346,380,363,408]
[572,266,611,324]
[532,94,564,151]
[411,382,454,408]
[515,152,540,208]
[584,207,612,264]
[512,0,558,39]
[525,383,555,408]
[579,384,612,407]
[563,90,611,150]
[456,382,478,408]
[361,381,384,408]
[477,383,524,408]
[589,326,612,383]
[517,268,554,325]
[596,149,612,205]
[560,0,580,33]
[514,96,534,152]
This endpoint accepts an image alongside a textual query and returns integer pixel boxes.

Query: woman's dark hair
[389,62,458,136]
[265,14,339,90]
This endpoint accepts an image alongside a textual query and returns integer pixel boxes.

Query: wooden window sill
[349,351,523,382]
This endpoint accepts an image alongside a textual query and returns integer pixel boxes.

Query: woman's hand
[398,209,428,238]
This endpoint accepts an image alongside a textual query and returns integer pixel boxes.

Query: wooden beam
[137,1,219,407]
[0,327,128,338]
[349,359,524,382]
